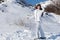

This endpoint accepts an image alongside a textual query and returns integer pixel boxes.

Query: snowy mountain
[0,0,36,40]
[16,0,32,7]
[0,0,60,40]
[0,0,34,32]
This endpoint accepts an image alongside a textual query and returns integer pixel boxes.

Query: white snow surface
[0,0,60,40]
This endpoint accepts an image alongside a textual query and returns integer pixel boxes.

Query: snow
[0,0,35,40]
[0,0,60,40]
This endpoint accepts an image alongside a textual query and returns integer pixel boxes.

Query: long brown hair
[35,4,42,10]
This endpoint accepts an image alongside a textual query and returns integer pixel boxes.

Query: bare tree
[48,0,60,8]
[44,0,60,15]
[44,4,60,15]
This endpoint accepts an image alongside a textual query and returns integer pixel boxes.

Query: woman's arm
[34,10,37,19]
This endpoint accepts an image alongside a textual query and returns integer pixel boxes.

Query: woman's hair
[35,4,42,10]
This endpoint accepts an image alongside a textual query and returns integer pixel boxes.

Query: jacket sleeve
[34,10,37,19]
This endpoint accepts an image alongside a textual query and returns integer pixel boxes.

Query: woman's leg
[34,21,46,40]
[37,21,46,39]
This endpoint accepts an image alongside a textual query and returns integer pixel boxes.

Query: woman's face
[37,6,40,9]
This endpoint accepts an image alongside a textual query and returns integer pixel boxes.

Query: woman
[34,4,43,22]
[34,1,60,40]
[34,4,46,39]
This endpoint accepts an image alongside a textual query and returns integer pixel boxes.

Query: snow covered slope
[0,0,36,40]
[0,0,32,32]
[0,0,60,40]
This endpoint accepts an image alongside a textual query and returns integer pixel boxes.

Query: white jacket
[34,9,43,21]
